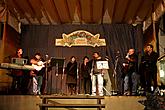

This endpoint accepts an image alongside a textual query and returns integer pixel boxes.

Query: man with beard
[89,52,105,96]
[140,44,159,93]
[123,49,138,95]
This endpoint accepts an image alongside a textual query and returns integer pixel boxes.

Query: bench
[39,95,105,110]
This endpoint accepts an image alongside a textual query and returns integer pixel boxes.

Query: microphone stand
[112,55,119,95]
[43,55,49,94]
[100,63,111,96]
[55,62,59,94]
[61,60,65,95]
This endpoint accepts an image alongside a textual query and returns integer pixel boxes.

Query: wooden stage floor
[0,95,146,110]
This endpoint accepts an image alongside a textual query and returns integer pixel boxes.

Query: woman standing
[66,56,77,95]
[80,56,91,95]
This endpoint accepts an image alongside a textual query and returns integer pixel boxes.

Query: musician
[66,56,77,95]
[80,56,91,95]
[30,53,45,95]
[123,49,138,95]
[140,44,159,93]
[11,48,24,93]
[89,52,105,96]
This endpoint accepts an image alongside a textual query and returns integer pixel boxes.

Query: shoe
[91,93,96,96]
[37,91,41,95]
[124,91,130,96]
[132,92,137,96]
[99,94,104,96]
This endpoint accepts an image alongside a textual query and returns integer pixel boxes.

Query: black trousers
[141,69,157,92]
[82,78,91,94]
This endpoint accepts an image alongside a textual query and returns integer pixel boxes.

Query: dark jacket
[66,61,77,84]
[141,51,159,74]
[80,63,91,78]
[88,57,103,74]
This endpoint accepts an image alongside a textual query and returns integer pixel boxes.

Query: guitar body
[32,61,45,71]
[122,63,129,77]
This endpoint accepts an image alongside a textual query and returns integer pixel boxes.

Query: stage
[0,95,146,110]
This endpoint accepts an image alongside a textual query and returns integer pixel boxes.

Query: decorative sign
[55,30,106,47]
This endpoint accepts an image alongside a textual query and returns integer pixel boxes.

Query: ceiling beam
[101,0,106,24]
[41,0,61,24]
[51,0,61,23]
[41,8,52,24]
[111,0,117,23]
[132,0,144,23]
[11,0,31,24]
[4,0,163,25]
[153,0,163,20]
[39,0,52,24]
[16,0,35,18]
[121,0,132,22]
[143,0,161,22]
[143,7,152,22]
[77,0,82,24]
[66,0,81,23]
[65,0,72,22]
[7,8,19,22]
[5,3,18,21]
[90,0,93,22]
[135,0,153,23]
[0,7,5,13]
[93,0,103,23]
[102,0,116,23]
[123,0,143,24]
[80,0,91,23]
[27,0,42,24]
[113,0,130,23]
[53,0,71,23]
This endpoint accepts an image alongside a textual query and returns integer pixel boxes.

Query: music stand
[49,57,65,94]
[96,61,111,96]
[96,61,109,70]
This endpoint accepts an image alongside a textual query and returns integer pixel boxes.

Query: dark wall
[21,24,107,64]
[21,24,143,64]
[21,24,143,93]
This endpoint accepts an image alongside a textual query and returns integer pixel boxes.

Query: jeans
[33,75,43,94]
[91,74,103,96]
[124,72,138,94]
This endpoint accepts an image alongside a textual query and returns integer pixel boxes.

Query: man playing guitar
[122,49,138,95]
[30,53,45,95]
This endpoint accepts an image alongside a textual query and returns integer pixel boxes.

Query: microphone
[105,56,110,61]
[117,50,120,54]
[115,50,120,58]
[126,53,129,59]
[45,54,49,66]
[45,54,49,58]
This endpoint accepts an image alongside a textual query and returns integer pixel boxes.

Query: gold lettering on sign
[74,38,87,45]
[55,30,106,47]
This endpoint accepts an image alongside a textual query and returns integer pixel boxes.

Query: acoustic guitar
[32,60,50,71]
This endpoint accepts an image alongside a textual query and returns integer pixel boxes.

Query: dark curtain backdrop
[21,24,143,94]
[103,24,143,92]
